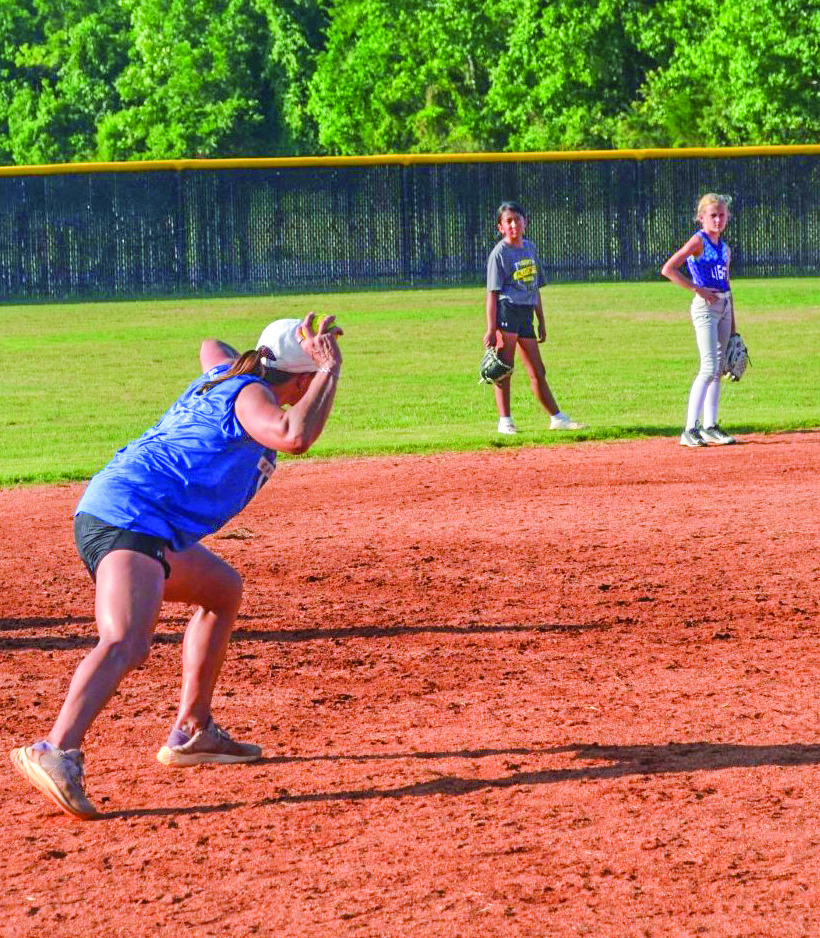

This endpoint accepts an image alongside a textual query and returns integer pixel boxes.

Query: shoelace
[211,722,232,741]
[62,753,86,787]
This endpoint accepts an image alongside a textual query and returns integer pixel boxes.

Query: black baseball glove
[479,347,514,386]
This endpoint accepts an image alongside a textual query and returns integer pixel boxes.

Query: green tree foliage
[0,0,129,163]
[0,0,324,163]
[484,0,660,151]
[0,0,36,162]
[615,0,820,147]
[0,0,818,163]
[307,0,502,153]
[309,0,820,154]
[97,0,324,159]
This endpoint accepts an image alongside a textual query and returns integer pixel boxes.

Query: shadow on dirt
[0,616,93,636]
[262,746,535,766]
[0,620,607,650]
[553,740,820,774]
[97,740,820,820]
[262,741,820,804]
[619,426,818,443]
[228,622,607,642]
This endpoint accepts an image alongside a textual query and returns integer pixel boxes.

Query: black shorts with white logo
[497,300,536,339]
[74,512,172,580]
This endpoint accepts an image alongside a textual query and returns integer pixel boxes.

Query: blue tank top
[76,364,277,551]
[685,231,730,290]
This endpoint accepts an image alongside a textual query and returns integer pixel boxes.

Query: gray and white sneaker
[156,718,262,767]
[680,427,707,447]
[701,424,736,445]
[10,741,97,819]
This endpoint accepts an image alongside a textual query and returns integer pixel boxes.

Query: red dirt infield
[1,432,819,937]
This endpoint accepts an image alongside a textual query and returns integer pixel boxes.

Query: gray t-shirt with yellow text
[486,239,546,306]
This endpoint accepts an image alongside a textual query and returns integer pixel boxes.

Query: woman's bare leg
[47,550,165,751]
[163,544,243,731]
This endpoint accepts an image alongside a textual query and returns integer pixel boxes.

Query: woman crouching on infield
[661,192,738,447]
[10,313,342,819]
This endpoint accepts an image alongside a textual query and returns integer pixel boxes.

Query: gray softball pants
[685,291,733,430]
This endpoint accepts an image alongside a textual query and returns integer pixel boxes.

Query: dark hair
[496,200,527,224]
[197,348,292,394]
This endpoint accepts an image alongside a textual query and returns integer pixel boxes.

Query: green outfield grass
[1,278,818,485]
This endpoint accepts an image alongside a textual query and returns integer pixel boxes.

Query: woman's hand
[236,312,343,454]
[298,312,343,375]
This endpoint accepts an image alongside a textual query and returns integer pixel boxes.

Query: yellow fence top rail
[3,145,820,176]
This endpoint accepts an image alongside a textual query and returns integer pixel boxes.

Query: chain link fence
[1,148,819,301]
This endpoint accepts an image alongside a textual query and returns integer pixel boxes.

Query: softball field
[1,433,819,937]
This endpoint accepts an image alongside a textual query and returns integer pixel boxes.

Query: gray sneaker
[10,742,97,819]
[156,718,262,767]
[701,424,736,445]
[680,427,707,447]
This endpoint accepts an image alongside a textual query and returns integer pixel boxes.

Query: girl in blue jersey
[662,193,738,447]
[484,201,583,434]
[10,313,342,819]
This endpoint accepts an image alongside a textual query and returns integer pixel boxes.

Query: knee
[208,567,243,616]
[97,634,152,673]
[226,569,243,611]
[698,356,720,381]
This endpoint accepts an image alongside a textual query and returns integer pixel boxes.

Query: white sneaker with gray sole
[680,427,707,447]
[701,424,736,444]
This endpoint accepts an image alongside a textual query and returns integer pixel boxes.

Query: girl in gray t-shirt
[484,201,583,434]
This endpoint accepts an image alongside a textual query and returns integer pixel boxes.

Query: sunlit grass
[1,278,818,484]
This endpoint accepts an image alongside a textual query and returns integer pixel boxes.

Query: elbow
[289,436,312,456]
[278,430,313,455]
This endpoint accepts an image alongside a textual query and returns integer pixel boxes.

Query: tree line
[1,0,817,165]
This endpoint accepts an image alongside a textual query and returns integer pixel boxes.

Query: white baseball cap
[255,318,317,373]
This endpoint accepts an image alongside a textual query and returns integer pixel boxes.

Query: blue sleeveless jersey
[686,231,730,290]
[76,365,277,551]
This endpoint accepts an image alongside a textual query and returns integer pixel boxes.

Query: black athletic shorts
[74,512,172,581]
[496,299,536,339]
